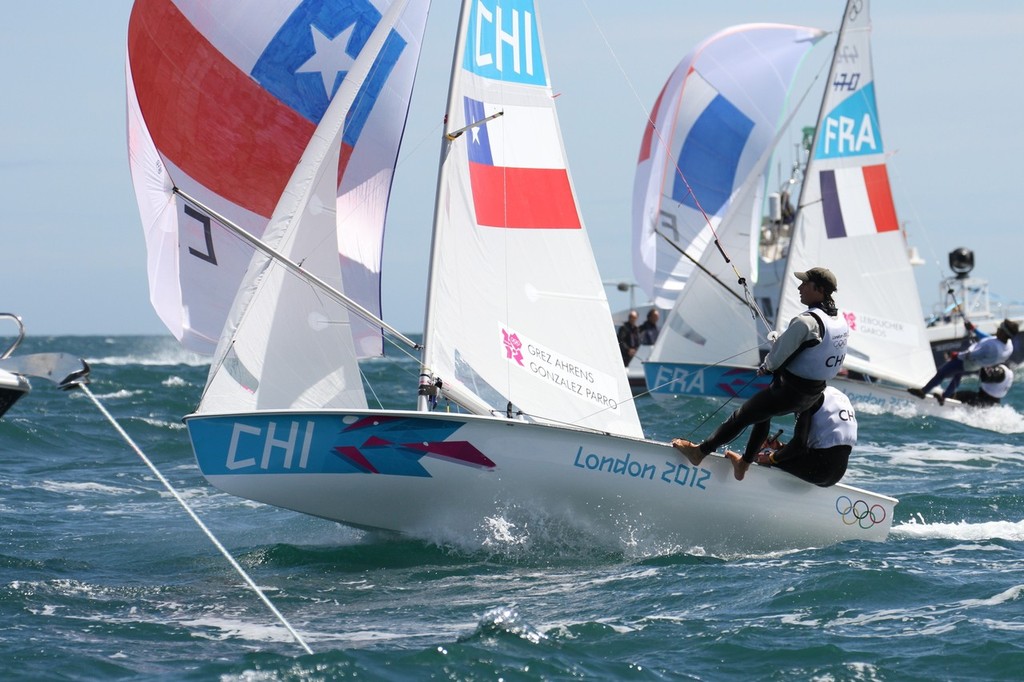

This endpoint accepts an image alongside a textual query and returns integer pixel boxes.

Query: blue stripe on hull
[644,362,771,399]
[188,413,495,478]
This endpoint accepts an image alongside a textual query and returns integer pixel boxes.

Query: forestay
[422,0,642,438]
[775,0,935,387]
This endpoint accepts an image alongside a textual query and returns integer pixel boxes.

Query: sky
[2,1,1023,338]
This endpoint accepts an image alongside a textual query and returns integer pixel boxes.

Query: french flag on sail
[819,164,899,238]
[128,0,405,218]
[463,97,580,229]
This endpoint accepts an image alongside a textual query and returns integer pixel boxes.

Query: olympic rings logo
[835,495,887,529]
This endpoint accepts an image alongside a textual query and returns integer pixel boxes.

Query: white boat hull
[833,376,1024,433]
[186,410,896,553]
[0,368,30,418]
[833,376,959,419]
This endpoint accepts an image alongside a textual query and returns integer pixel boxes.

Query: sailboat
[127,0,896,553]
[625,22,827,395]
[631,22,827,315]
[643,0,988,425]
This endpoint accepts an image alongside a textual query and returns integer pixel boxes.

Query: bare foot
[671,438,705,466]
[725,450,750,481]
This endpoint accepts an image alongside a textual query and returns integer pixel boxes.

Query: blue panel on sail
[673,94,754,215]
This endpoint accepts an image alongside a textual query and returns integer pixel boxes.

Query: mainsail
[126,0,427,356]
[775,0,935,387]
[422,0,642,438]
[632,24,826,311]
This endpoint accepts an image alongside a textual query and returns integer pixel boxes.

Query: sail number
[832,71,861,92]
[184,203,218,265]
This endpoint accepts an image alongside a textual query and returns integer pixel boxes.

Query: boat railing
[927,277,1024,327]
[0,313,26,359]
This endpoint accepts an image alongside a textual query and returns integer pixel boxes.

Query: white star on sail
[296,24,356,97]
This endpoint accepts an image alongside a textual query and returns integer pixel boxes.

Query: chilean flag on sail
[127,0,426,355]
[129,0,405,218]
[819,164,899,239]
[464,97,581,229]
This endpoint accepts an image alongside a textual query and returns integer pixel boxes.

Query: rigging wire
[577,0,770,335]
[74,383,315,656]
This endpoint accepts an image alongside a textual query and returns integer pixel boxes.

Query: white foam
[866,441,1024,467]
[958,584,1024,607]
[87,345,209,367]
[893,518,1024,542]
[138,416,187,430]
[37,480,137,497]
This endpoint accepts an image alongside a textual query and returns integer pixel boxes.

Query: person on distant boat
[739,386,857,487]
[672,267,849,481]
[617,310,641,367]
[639,308,660,345]
[908,318,1018,405]
[951,363,1014,408]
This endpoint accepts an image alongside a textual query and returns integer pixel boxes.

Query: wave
[87,351,209,368]
[892,517,1024,541]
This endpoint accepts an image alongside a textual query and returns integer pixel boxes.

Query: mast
[776,0,858,323]
[416,0,495,415]
[413,0,481,411]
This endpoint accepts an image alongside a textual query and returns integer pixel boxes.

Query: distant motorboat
[0,313,90,419]
[0,314,31,418]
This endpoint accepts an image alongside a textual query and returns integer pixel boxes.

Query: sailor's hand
[755,450,775,466]
[949,351,959,360]
[964,321,975,333]
[756,364,770,376]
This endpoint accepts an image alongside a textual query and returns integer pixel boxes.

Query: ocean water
[2,335,1023,681]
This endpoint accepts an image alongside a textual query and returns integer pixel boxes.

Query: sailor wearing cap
[673,266,850,480]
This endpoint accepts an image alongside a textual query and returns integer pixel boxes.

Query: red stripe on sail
[863,164,899,233]
[128,0,315,218]
[468,163,581,229]
[638,81,671,163]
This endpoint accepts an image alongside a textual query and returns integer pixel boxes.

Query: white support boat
[127,0,896,553]
[924,248,1024,367]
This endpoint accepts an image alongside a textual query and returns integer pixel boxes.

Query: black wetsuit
[768,394,850,487]
[696,303,840,461]
[697,370,824,460]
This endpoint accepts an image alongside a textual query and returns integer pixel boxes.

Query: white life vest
[980,364,1013,399]
[808,386,857,449]
[961,336,1013,372]
[785,309,849,381]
